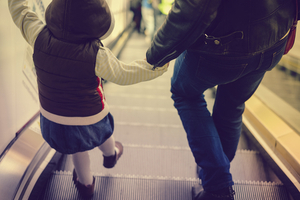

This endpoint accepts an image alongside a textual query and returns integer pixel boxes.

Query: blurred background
[0,0,299,199]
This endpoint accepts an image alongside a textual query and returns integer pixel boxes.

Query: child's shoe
[72,169,95,199]
[103,141,123,168]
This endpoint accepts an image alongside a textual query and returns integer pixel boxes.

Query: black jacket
[146,0,296,67]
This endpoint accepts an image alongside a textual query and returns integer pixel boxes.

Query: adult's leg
[212,70,266,162]
[171,52,233,192]
[212,36,287,162]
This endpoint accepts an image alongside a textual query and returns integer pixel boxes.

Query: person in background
[146,0,295,199]
[130,0,142,33]
[153,0,174,32]
[8,0,168,198]
[141,0,155,43]
[157,0,173,17]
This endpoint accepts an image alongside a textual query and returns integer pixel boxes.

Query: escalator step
[62,146,281,183]
[42,171,290,200]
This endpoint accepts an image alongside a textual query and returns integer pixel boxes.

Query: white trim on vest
[40,101,110,126]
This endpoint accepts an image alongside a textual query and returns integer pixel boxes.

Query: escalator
[30,31,295,200]
[1,29,299,200]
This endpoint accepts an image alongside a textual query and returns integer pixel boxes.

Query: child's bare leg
[72,151,93,185]
[98,135,119,156]
[98,135,123,168]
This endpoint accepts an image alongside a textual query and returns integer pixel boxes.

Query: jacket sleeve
[95,46,168,85]
[8,0,45,47]
[146,0,222,67]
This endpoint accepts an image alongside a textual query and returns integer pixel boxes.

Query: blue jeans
[170,38,287,192]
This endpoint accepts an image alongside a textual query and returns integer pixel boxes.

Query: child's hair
[45,0,115,43]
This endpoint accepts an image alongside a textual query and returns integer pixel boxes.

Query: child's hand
[151,62,169,70]
[158,62,169,69]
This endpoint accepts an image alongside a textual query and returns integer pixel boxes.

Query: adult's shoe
[192,183,235,200]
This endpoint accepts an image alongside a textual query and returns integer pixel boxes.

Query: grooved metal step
[61,145,282,184]
[42,171,290,200]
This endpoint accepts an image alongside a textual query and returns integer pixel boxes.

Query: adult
[130,0,142,32]
[141,0,155,43]
[146,0,295,199]
[155,0,174,31]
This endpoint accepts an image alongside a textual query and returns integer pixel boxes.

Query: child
[8,0,168,198]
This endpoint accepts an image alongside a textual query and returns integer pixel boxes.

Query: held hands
[144,58,169,70]
[152,62,169,70]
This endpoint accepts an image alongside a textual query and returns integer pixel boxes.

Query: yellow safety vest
[158,0,174,15]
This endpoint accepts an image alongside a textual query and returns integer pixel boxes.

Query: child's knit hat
[45,0,114,43]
